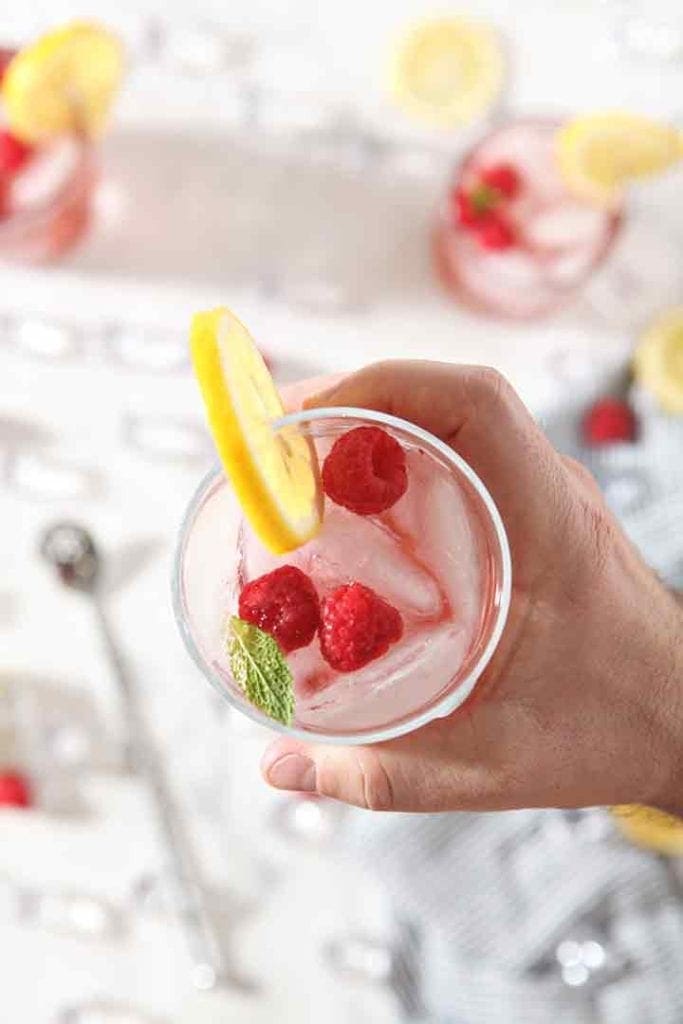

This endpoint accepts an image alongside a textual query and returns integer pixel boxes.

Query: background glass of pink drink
[174,408,511,744]
[0,50,97,263]
[433,119,623,320]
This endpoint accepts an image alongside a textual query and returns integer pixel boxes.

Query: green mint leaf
[471,184,498,214]
[227,617,295,726]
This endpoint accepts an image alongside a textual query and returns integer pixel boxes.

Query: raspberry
[0,769,33,808]
[480,162,521,199]
[0,130,33,175]
[320,583,403,673]
[452,186,479,227]
[476,212,516,251]
[322,426,408,516]
[582,397,637,446]
[238,565,320,653]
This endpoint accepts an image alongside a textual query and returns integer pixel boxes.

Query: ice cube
[12,139,79,211]
[544,249,595,287]
[241,498,445,622]
[303,505,444,619]
[397,451,483,633]
[525,203,607,252]
[470,248,547,291]
[296,621,472,731]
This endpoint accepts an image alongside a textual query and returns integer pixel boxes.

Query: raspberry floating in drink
[320,583,403,673]
[238,565,320,653]
[477,212,516,251]
[479,162,521,199]
[322,425,408,515]
[175,307,511,741]
[450,163,520,252]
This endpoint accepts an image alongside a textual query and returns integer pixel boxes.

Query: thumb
[260,716,502,813]
[261,738,397,811]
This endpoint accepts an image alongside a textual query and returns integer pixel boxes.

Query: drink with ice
[0,23,122,263]
[434,120,622,319]
[0,48,95,262]
[175,408,510,743]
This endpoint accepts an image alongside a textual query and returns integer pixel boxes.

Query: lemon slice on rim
[611,805,683,856]
[191,308,322,555]
[2,20,124,144]
[389,17,504,128]
[633,306,683,414]
[556,112,683,207]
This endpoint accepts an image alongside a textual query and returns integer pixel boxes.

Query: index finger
[280,373,348,413]
[304,360,567,569]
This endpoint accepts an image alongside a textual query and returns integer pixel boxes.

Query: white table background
[2,2,682,1022]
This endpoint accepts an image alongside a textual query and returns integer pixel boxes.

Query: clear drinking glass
[0,44,98,264]
[173,407,511,745]
[433,118,623,320]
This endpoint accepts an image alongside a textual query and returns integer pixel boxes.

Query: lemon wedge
[633,306,683,415]
[556,112,683,207]
[191,308,322,555]
[2,20,124,143]
[389,17,504,128]
[611,805,683,856]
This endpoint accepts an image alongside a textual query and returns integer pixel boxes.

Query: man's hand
[263,362,683,815]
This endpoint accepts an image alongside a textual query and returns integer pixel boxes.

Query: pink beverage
[433,119,622,320]
[174,409,511,744]
[0,49,96,263]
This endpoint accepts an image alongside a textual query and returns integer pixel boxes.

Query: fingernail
[266,753,316,793]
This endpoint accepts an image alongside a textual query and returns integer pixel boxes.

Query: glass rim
[172,405,512,745]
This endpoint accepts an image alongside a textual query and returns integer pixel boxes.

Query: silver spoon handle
[93,597,225,989]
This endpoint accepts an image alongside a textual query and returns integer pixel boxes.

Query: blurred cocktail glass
[0,22,122,263]
[0,104,96,262]
[433,119,623,320]
[434,113,682,321]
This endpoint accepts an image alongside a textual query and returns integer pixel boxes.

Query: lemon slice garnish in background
[1,20,124,144]
[611,805,683,856]
[389,17,504,129]
[556,112,683,207]
[191,308,322,555]
[633,306,683,415]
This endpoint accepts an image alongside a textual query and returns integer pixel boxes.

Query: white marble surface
[2,2,683,1022]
